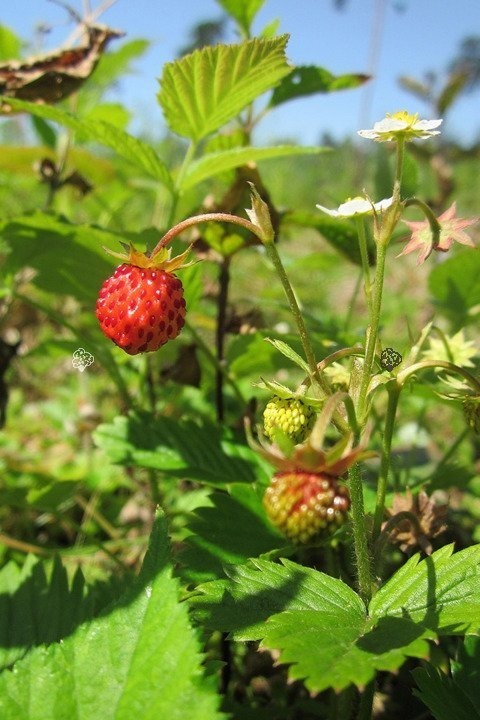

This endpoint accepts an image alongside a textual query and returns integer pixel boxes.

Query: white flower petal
[413,119,443,130]
[315,204,341,217]
[316,196,393,218]
[373,118,409,132]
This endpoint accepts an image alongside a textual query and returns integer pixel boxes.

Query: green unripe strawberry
[263,471,350,544]
[263,396,315,444]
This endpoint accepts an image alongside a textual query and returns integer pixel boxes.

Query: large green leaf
[270,65,369,108]
[412,636,480,720]
[158,35,291,141]
[192,557,365,640]
[179,483,284,585]
[215,0,266,35]
[0,515,224,720]
[369,543,480,634]
[0,97,173,190]
[0,555,121,671]
[93,411,266,486]
[181,145,327,190]
[193,544,480,692]
[0,212,118,304]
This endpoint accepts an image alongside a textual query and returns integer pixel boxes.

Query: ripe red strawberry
[263,471,350,544]
[96,243,190,355]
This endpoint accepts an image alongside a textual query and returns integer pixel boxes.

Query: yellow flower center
[388,110,419,126]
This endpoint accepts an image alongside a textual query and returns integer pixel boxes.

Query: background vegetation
[0,1,479,718]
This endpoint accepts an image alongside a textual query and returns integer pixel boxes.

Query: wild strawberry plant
[0,2,479,719]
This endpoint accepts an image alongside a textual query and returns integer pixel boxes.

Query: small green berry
[263,396,315,444]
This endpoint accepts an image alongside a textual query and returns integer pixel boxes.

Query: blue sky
[2,0,480,145]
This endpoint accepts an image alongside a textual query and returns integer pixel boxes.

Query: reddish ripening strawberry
[264,471,350,544]
[96,243,190,355]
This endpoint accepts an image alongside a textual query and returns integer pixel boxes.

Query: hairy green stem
[264,243,349,433]
[152,212,263,255]
[215,258,231,422]
[355,217,373,316]
[264,243,319,379]
[397,359,480,393]
[348,463,373,604]
[357,238,387,423]
[372,382,400,541]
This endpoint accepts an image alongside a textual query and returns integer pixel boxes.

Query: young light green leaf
[369,543,480,634]
[158,35,291,141]
[0,97,173,190]
[181,145,327,190]
[265,337,311,374]
[215,0,266,35]
[93,411,266,486]
[0,25,22,61]
[0,514,225,720]
[269,65,370,108]
[255,378,298,398]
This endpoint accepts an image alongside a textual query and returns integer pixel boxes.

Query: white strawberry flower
[316,195,394,218]
[358,111,442,142]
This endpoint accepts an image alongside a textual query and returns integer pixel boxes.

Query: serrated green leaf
[369,544,480,634]
[412,661,480,720]
[265,337,311,374]
[158,35,291,141]
[270,65,370,108]
[263,610,432,693]
[0,515,225,720]
[0,555,121,671]
[181,145,327,190]
[0,97,173,190]
[216,0,266,34]
[179,483,283,585]
[285,210,375,265]
[192,557,365,639]
[93,411,265,486]
[192,545,480,693]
